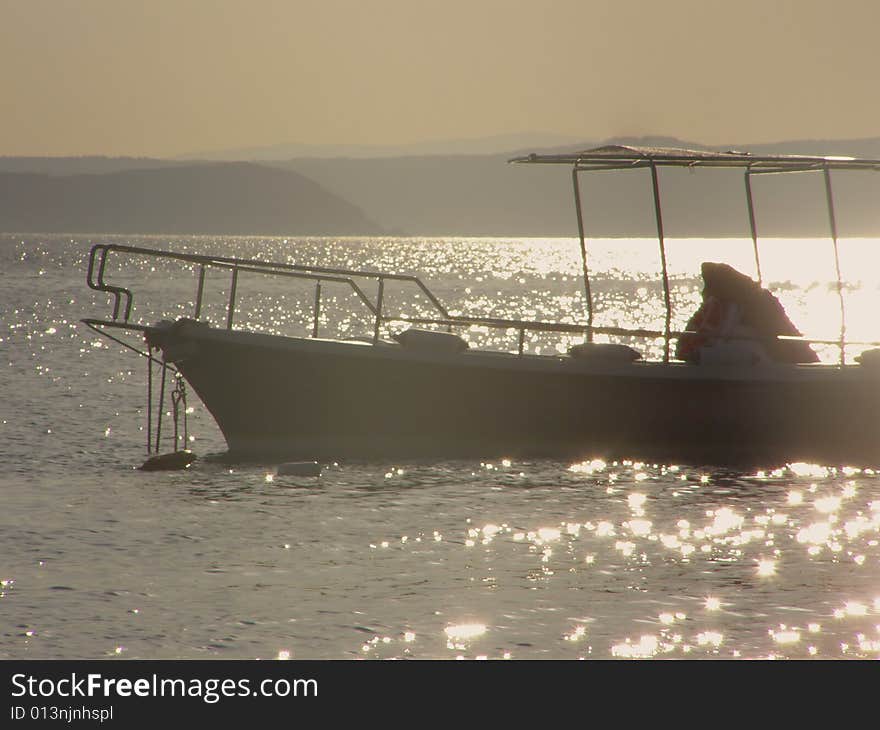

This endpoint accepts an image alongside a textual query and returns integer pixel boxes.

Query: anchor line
[84,320,183,456]
[83,320,167,367]
[146,348,152,455]
[155,355,167,454]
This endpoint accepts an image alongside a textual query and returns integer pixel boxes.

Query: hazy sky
[2,0,879,156]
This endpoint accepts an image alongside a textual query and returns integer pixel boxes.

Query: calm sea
[3,232,880,660]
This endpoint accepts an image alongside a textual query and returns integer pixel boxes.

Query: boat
[83,145,880,467]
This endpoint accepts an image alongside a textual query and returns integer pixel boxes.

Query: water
[3,233,880,660]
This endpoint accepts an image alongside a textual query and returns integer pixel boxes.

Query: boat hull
[148,320,880,467]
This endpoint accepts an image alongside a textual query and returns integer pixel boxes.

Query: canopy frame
[511,145,880,364]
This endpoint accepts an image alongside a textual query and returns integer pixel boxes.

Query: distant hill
[2,136,879,237]
[277,154,578,237]
[276,138,880,237]
[0,156,182,176]
[0,162,383,236]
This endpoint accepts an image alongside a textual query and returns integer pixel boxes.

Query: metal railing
[86,243,878,360]
[86,243,613,354]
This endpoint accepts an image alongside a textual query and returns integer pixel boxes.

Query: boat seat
[856,348,880,368]
[393,328,469,353]
[568,342,642,362]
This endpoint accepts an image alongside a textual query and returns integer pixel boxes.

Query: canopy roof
[509,144,880,172]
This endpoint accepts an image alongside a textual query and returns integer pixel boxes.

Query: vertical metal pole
[823,166,846,365]
[226,267,238,330]
[312,281,322,338]
[373,278,385,344]
[146,350,153,455]
[518,328,525,356]
[194,265,206,320]
[650,162,672,363]
[744,170,763,285]
[572,166,594,342]
[155,362,167,453]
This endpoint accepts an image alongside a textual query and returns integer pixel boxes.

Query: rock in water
[140,451,197,471]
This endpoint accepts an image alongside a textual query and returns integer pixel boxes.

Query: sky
[2,0,879,157]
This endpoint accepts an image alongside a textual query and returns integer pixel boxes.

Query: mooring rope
[84,320,181,455]
[155,357,167,453]
[146,348,153,455]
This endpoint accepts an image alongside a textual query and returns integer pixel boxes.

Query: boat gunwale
[132,318,879,385]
